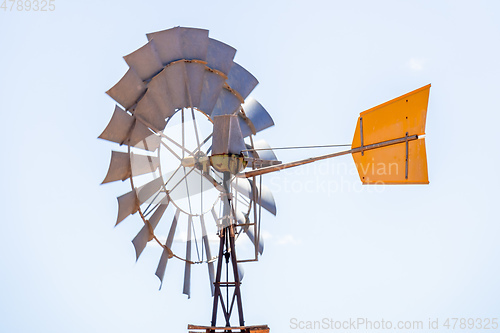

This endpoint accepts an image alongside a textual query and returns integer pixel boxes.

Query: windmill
[100,26,430,333]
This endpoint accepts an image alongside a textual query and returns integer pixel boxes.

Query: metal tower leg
[210,172,245,328]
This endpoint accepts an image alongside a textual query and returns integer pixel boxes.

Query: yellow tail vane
[351,84,431,184]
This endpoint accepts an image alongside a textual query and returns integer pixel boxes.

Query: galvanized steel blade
[123,39,163,81]
[134,92,167,132]
[161,61,189,109]
[106,68,146,110]
[211,89,243,117]
[98,105,134,145]
[178,27,209,61]
[132,202,169,260]
[245,226,263,255]
[130,152,160,177]
[226,62,258,100]
[251,179,276,215]
[183,215,193,298]
[235,210,263,255]
[116,190,139,225]
[146,27,209,64]
[237,265,244,281]
[146,26,209,63]
[250,139,278,162]
[206,38,236,75]
[129,121,160,152]
[211,63,258,117]
[146,27,183,65]
[185,61,206,107]
[155,208,180,286]
[102,151,131,184]
[239,98,274,137]
[146,71,176,119]
[198,70,226,116]
[200,215,215,296]
[136,177,164,206]
[232,179,276,216]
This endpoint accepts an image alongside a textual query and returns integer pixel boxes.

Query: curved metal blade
[250,179,276,216]
[238,265,244,282]
[102,151,131,184]
[211,88,242,117]
[116,177,164,225]
[239,98,274,137]
[200,215,215,296]
[235,209,246,225]
[99,105,158,151]
[136,177,164,206]
[129,121,158,151]
[179,27,209,61]
[134,93,167,132]
[161,62,188,109]
[132,133,161,152]
[155,208,180,287]
[143,73,175,119]
[226,62,258,100]
[146,26,209,63]
[211,63,258,117]
[235,210,264,255]
[146,28,183,65]
[183,215,192,298]
[123,39,163,81]
[98,105,134,145]
[132,202,169,260]
[130,152,160,177]
[198,70,226,116]
[145,73,176,119]
[206,38,236,75]
[106,68,146,110]
[245,226,263,255]
[252,139,278,162]
[116,190,139,225]
[232,179,276,216]
[185,61,206,108]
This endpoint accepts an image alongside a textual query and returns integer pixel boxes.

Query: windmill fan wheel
[99,27,278,298]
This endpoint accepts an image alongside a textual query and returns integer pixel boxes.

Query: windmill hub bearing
[210,154,247,174]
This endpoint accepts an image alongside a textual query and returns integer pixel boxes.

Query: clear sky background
[1,1,500,332]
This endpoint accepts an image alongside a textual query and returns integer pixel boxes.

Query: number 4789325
[1,0,55,11]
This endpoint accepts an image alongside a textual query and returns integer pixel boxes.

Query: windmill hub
[210,154,247,174]
[194,151,210,172]
[181,151,211,173]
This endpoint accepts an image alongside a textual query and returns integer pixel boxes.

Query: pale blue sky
[1,1,500,332]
